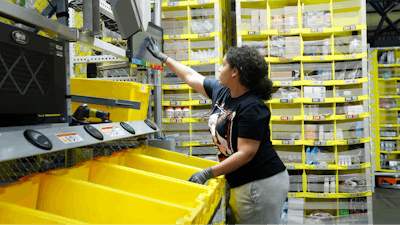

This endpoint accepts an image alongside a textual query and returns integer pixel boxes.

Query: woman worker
[147,37,289,224]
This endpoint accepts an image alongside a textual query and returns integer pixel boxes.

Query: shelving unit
[370,47,400,174]
[236,0,372,223]
[160,0,231,159]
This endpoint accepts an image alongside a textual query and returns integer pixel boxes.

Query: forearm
[165,57,200,84]
[211,151,253,177]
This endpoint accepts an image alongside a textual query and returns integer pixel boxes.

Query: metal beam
[370,2,400,37]
[371,40,400,47]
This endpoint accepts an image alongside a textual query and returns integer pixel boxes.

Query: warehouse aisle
[373,188,400,224]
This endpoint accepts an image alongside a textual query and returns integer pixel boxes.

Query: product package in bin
[272,87,301,99]
[70,78,151,122]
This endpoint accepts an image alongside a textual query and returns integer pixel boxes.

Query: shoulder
[237,94,270,116]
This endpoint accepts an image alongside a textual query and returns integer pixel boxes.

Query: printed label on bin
[312,98,325,103]
[167,2,179,6]
[356,193,361,197]
[314,141,326,146]
[199,99,211,104]
[348,165,361,169]
[198,33,211,37]
[286,165,295,170]
[344,79,357,84]
[169,85,182,89]
[199,118,208,122]
[280,81,292,86]
[280,99,293,103]
[344,25,356,31]
[282,141,295,145]
[198,0,210,4]
[352,54,357,59]
[311,28,323,33]
[170,101,182,106]
[385,124,392,127]
[346,114,359,119]
[281,116,293,121]
[101,126,125,137]
[248,31,260,35]
[347,139,361,144]
[345,55,351,59]
[200,140,212,145]
[56,133,84,144]
[314,165,328,170]
[169,34,180,39]
[384,64,391,67]
[349,193,355,197]
[141,85,146,93]
[312,81,325,85]
[290,193,296,197]
[176,142,182,146]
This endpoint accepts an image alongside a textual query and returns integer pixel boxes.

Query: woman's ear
[232,67,239,78]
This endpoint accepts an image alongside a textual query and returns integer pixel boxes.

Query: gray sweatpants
[228,170,289,224]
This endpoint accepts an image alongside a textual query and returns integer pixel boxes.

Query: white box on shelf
[330,177,336,193]
[304,86,326,98]
[319,125,324,141]
[324,177,329,193]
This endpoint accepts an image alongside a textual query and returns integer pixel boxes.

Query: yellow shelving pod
[161,0,231,159]
[370,47,400,174]
[236,0,372,223]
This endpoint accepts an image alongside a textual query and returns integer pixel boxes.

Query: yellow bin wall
[70,78,150,122]
[0,173,199,224]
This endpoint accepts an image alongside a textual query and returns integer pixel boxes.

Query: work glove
[188,167,214,185]
[147,36,168,63]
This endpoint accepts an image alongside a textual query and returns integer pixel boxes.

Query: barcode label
[319,56,324,60]
[313,116,326,120]
[285,29,290,33]
[348,165,361,169]
[169,85,182,89]
[305,116,310,120]
[345,97,359,101]
[314,142,327,146]
[356,193,361,197]
[282,141,295,145]
[168,2,179,6]
[199,118,208,122]
[344,25,356,31]
[248,31,260,35]
[198,33,211,37]
[199,100,211,104]
[278,30,285,34]
[315,165,328,169]
[280,99,294,103]
[346,114,359,119]
[312,81,325,85]
[280,58,288,62]
[345,55,351,59]
[352,54,357,59]
[386,124,392,127]
[312,98,325,103]
[169,34,180,38]
[349,194,355,197]
[344,79,357,84]
[384,64,391,67]
[311,28,323,33]
[176,142,182,146]
[347,139,361,144]
[286,165,295,170]
[312,56,319,60]
[198,0,210,4]
[280,81,292,86]
[170,102,182,106]
[290,193,296,197]
[281,116,293,120]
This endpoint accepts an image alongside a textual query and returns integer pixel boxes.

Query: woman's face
[218,56,235,87]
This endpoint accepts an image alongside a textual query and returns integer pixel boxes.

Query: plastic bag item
[379,51,388,64]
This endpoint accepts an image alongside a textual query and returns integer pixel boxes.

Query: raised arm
[147,37,209,98]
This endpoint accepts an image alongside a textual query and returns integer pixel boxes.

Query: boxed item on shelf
[304,86,326,98]
[285,36,301,58]
[272,87,301,99]
[251,10,260,31]
[271,71,293,79]
[305,125,318,140]
[284,6,298,29]
[271,8,284,30]
[164,40,188,51]
[288,198,304,224]
[259,10,268,30]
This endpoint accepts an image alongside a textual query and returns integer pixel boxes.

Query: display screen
[130,22,163,67]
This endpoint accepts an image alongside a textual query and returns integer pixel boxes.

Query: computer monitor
[130,22,164,67]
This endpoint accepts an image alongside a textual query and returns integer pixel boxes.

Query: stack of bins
[0,146,225,224]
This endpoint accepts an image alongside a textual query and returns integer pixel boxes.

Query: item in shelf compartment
[182,106,190,118]
[273,87,301,99]
[271,71,293,79]
[271,12,284,30]
[190,49,216,61]
[381,141,396,153]
[251,10,260,31]
[303,11,331,29]
[380,131,397,137]
[349,32,362,54]
[190,18,214,34]
[305,126,318,141]
[174,107,182,118]
[304,86,326,98]
[378,51,396,64]
[306,210,333,224]
[379,99,397,109]
[164,106,174,119]
[259,10,268,30]
[284,6,298,29]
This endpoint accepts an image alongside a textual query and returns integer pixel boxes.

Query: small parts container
[174,107,183,118]
[164,107,174,119]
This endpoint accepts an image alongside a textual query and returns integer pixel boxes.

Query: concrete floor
[373,187,400,224]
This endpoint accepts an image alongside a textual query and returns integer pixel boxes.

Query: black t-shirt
[204,78,286,188]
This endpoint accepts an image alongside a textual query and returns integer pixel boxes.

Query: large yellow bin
[0,173,201,224]
[0,201,86,224]
[70,78,151,122]
[95,149,225,222]
[49,160,212,223]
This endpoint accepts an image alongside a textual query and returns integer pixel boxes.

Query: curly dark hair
[226,46,273,100]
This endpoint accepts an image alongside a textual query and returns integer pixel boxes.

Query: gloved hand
[188,167,214,185]
[147,36,168,63]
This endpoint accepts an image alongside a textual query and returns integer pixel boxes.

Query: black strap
[56,12,69,18]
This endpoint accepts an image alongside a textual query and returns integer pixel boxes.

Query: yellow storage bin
[70,78,151,122]
[0,173,201,224]
[49,160,213,223]
[95,149,225,222]
[128,146,226,218]
[0,201,86,224]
